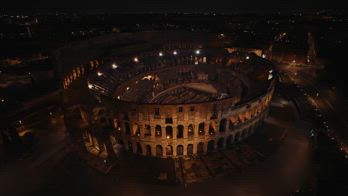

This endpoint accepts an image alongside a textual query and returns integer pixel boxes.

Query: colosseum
[57,31,275,163]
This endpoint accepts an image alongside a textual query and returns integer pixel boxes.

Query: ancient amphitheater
[57,31,275,162]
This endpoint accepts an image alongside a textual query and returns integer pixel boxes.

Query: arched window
[155,125,162,137]
[187,144,194,156]
[177,145,184,156]
[188,124,194,138]
[144,124,151,136]
[209,123,215,135]
[177,125,184,138]
[156,145,163,156]
[198,122,205,135]
[166,126,173,139]
[146,145,152,156]
[166,145,173,156]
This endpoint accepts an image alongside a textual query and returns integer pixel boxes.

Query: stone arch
[177,125,184,138]
[217,137,224,150]
[166,126,173,139]
[219,118,227,132]
[146,145,152,156]
[207,140,215,152]
[209,122,216,135]
[144,124,151,136]
[155,125,162,137]
[188,124,194,137]
[197,142,204,154]
[177,145,184,156]
[198,122,205,135]
[156,145,163,156]
[187,144,194,156]
[166,145,173,156]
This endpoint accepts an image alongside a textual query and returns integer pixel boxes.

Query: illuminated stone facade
[58,31,275,160]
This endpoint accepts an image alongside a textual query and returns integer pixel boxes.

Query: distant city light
[112,63,118,69]
[173,50,177,55]
[117,96,120,99]
[195,50,200,54]
[134,57,139,62]
[1,98,4,103]
[97,71,103,76]
[126,86,130,91]
[19,120,22,124]
[159,52,163,57]
[246,56,250,60]
[88,84,93,89]
[262,54,266,58]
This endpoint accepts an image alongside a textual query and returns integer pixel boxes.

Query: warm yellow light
[88,84,93,89]
[112,63,118,69]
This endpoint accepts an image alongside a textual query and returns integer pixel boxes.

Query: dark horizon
[2,0,348,13]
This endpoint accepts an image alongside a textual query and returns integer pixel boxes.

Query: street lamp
[195,49,200,55]
[112,63,118,69]
[173,50,177,55]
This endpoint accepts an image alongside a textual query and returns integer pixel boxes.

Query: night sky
[3,0,348,12]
